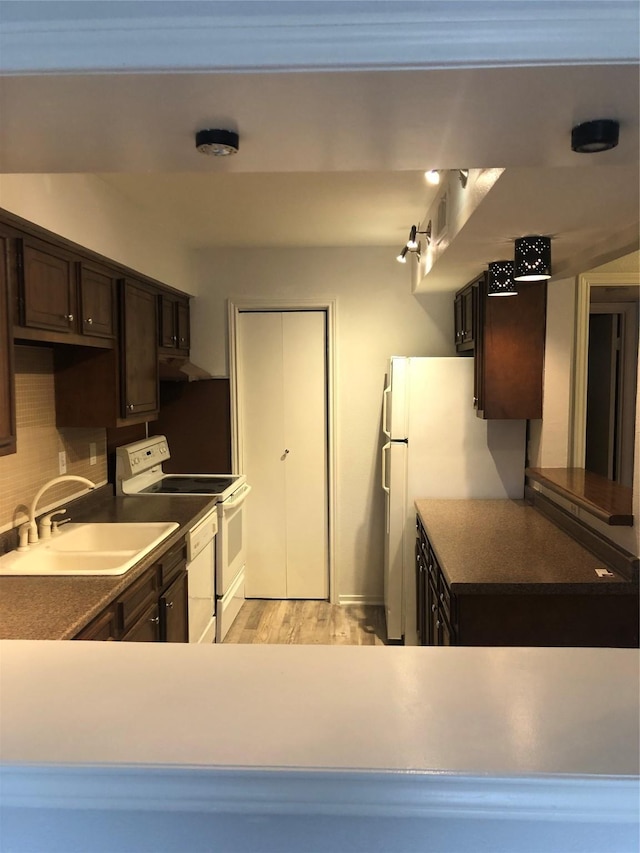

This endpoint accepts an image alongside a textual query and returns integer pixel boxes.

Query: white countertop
[1,641,638,777]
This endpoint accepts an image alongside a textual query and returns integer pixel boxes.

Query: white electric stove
[115,436,250,643]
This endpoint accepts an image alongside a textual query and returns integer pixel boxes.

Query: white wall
[191,247,452,601]
[0,174,196,292]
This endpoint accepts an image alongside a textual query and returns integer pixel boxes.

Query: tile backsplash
[0,346,108,533]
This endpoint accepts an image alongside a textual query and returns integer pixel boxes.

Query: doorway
[228,299,337,603]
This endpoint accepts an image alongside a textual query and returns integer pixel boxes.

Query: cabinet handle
[165,600,174,609]
[431,604,437,613]
[65,313,74,322]
[127,403,135,412]
[86,317,93,325]
[149,615,160,624]
[472,396,478,405]
[436,619,442,629]
[440,593,445,603]
[172,335,177,343]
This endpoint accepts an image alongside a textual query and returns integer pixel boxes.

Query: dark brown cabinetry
[453,273,546,419]
[78,261,116,338]
[75,537,189,643]
[0,233,16,457]
[416,514,639,648]
[120,279,159,419]
[18,238,75,333]
[158,292,190,354]
[55,278,159,427]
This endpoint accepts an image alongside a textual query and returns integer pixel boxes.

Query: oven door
[216,483,251,594]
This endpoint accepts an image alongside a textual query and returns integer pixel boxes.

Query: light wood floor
[223,600,387,645]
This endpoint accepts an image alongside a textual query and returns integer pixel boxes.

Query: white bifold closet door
[239,310,328,599]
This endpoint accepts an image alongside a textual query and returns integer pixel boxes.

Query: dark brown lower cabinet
[416,516,639,648]
[74,538,188,643]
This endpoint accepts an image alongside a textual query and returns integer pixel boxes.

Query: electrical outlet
[89,442,97,466]
[58,451,67,474]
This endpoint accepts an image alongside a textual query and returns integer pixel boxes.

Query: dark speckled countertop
[0,488,215,640]
[415,499,636,594]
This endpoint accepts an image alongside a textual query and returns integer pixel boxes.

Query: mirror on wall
[572,272,639,488]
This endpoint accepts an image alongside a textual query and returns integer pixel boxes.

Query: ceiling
[0,13,638,286]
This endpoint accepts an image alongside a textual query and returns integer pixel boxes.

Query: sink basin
[0,522,179,576]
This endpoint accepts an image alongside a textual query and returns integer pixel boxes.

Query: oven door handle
[220,484,251,513]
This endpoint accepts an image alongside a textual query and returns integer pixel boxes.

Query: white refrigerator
[381,357,527,643]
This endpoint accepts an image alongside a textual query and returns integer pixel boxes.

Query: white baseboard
[338,594,383,606]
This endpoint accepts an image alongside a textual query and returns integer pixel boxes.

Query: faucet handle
[17,523,31,552]
[39,508,67,540]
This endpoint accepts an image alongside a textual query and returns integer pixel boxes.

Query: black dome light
[195,129,239,156]
[571,119,619,154]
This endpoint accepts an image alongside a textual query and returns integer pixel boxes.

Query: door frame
[228,298,337,604]
[571,272,639,469]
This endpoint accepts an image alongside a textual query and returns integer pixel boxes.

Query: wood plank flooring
[223,600,387,645]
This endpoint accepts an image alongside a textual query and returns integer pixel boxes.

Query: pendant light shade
[514,236,551,281]
[488,261,517,296]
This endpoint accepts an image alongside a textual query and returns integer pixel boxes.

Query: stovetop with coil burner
[138,475,240,495]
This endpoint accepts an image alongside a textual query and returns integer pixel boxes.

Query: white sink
[0,522,179,576]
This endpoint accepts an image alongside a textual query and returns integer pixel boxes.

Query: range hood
[158,356,212,382]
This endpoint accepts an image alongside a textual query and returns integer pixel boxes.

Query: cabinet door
[161,571,189,643]
[79,262,116,338]
[416,542,427,645]
[176,299,190,351]
[19,239,75,332]
[159,293,177,348]
[121,602,161,642]
[121,279,158,419]
[0,234,16,456]
[74,608,117,640]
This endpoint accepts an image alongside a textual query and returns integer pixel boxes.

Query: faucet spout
[28,475,97,545]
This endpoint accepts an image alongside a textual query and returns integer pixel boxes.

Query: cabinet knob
[65,313,74,322]
[172,335,177,343]
[472,396,478,406]
[86,317,93,325]
[149,615,160,624]
[127,403,135,412]
[165,600,174,609]
[440,593,445,603]
[436,619,442,629]
[431,604,437,613]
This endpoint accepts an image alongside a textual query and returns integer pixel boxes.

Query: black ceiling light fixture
[571,119,619,154]
[514,236,552,281]
[487,261,517,296]
[195,128,239,156]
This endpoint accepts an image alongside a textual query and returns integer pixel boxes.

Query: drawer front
[158,539,187,589]
[74,607,117,641]
[121,601,161,642]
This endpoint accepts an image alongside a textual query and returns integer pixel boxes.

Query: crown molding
[0,1,638,74]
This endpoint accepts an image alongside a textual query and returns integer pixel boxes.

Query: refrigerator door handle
[381,441,391,493]
[382,383,391,438]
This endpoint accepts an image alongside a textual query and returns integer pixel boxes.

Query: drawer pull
[149,615,160,624]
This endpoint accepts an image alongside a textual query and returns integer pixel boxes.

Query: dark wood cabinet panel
[158,292,190,354]
[0,233,16,457]
[79,261,116,338]
[454,273,546,419]
[18,238,75,333]
[161,571,188,643]
[74,607,117,641]
[416,514,638,648]
[121,279,158,419]
[121,601,161,642]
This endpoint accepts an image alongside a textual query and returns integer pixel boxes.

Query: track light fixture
[396,222,431,263]
[195,128,239,156]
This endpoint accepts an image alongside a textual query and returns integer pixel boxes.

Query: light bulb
[425,170,440,186]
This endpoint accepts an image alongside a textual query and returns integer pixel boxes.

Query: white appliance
[382,357,527,644]
[115,436,250,643]
[186,508,218,644]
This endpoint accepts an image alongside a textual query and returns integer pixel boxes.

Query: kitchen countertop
[0,490,215,641]
[415,498,636,593]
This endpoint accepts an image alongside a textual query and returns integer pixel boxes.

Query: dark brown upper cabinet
[17,237,75,334]
[78,261,117,339]
[158,292,190,354]
[454,279,478,354]
[454,272,547,420]
[121,278,159,419]
[0,233,16,457]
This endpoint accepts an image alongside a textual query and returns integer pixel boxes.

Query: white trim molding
[228,297,338,604]
[571,272,640,468]
[0,2,638,74]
